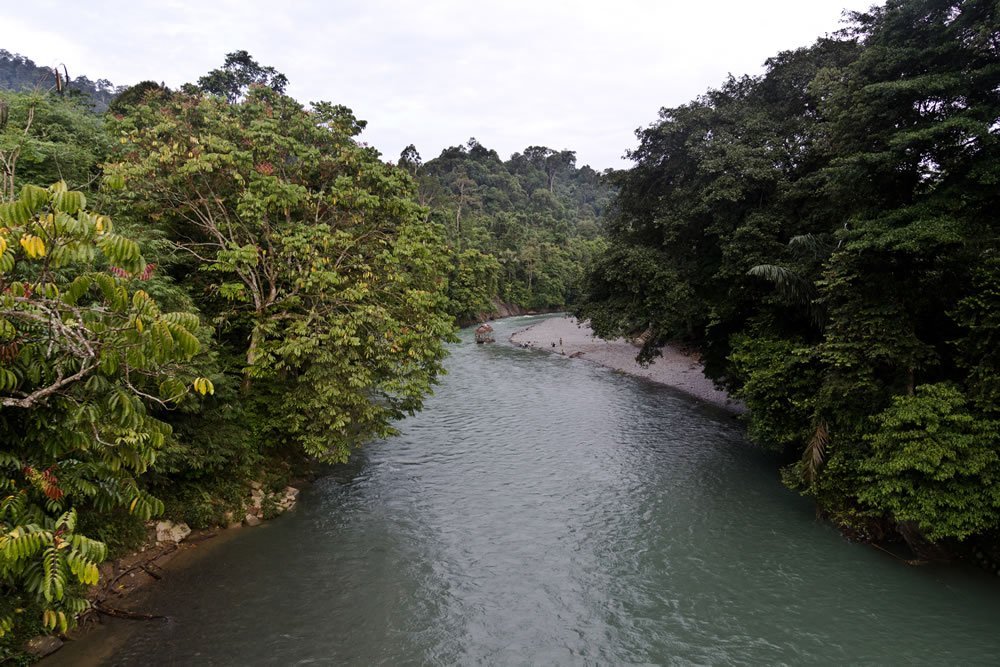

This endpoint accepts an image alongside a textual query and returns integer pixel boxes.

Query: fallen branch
[871,541,927,566]
[99,543,178,598]
[93,603,168,622]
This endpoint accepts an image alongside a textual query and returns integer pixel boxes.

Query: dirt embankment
[457,299,561,328]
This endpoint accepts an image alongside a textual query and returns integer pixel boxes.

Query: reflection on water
[54,316,1000,666]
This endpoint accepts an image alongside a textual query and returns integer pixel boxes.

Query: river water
[55,316,1000,665]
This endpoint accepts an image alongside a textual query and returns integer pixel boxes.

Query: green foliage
[0,63,460,632]
[107,81,170,116]
[411,138,613,315]
[581,242,699,363]
[159,476,249,530]
[76,509,147,560]
[729,335,820,454]
[446,248,500,321]
[951,257,1000,411]
[858,384,1000,541]
[0,91,111,196]
[196,50,288,103]
[579,0,1000,544]
[0,507,105,637]
[0,183,202,635]
[107,84,454,464]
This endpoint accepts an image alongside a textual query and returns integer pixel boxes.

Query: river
[53,315,1000,665]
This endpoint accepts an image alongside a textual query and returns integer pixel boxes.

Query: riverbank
[457,298,561,328]
[29,481,307,664]
[44,314,1000,664]
[510,316,745,414]
[39,525,251,667]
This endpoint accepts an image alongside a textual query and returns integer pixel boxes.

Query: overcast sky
[2,1,878,169]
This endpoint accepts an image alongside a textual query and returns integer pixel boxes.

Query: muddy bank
[510,316,745,414]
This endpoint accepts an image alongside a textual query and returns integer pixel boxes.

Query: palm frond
[802,420,829,484]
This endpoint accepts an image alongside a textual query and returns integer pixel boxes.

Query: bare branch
[1,360,97,409]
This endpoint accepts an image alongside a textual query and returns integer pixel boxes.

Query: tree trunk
[243,322,263,392]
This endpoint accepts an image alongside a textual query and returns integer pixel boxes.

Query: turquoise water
[56,316,1000,665]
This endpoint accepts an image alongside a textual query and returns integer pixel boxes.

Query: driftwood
[139,564,162,580]
[93,603,168,622]
[79,542,182,625]
[100,543,178,598]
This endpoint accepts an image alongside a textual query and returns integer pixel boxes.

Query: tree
[578,0,1000,547]
[858,384,1000,541]
[0,181,205,637]
[0,91,110,197]
[398,144,422,176]
[447,248,500,320]
[107,80,169,115]
[106,86,454,463]
[196,50,289,103]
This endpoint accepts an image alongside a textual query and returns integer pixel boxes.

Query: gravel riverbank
[509,316,745,414]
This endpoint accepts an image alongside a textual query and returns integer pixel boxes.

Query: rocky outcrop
[242,483,301,526]
[280,486,300,508]
[155,520,192,544]
[481,299,528,320]
[24,635,63,658]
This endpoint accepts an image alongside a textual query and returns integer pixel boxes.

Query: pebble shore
[510,316,745,414]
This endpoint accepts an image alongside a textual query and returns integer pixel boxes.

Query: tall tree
[196,50,289,103]
[106,86,454,463]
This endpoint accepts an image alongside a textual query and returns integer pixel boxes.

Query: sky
[1,1,879,170]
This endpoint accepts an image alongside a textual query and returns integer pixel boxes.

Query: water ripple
[63,316,1000,667]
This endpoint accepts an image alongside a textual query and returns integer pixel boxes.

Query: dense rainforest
[401,140,611,320]
[0,0,998,659]
[0,50,120,113]
[578,0,1000,554]
[0,48,609,659]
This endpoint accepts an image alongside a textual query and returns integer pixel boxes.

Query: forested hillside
[402,140,612,319]
[578,0,1000,553]
[0,50,119,112]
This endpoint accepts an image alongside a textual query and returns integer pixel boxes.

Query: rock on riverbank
[510,316,744,414]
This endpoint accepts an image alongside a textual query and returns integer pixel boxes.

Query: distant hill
[405,139,613,313]
[0,49,120,112]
